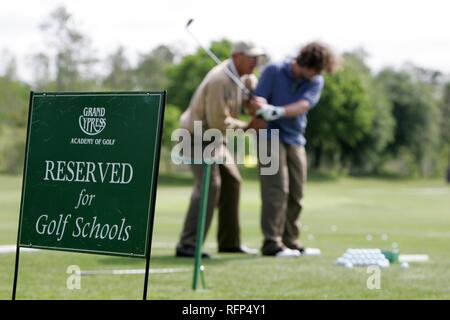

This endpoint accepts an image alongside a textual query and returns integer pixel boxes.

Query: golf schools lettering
[36,215,130,242]
[34,160,134,242]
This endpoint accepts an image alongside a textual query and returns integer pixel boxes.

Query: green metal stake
[192,162,212,290]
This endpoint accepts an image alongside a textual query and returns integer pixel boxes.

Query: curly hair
[296,42,338,74]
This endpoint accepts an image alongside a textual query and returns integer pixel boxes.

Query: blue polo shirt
[254,61,324,146]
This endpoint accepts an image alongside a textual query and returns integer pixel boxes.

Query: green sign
[18,92,165,258]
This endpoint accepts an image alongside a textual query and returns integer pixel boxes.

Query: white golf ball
[401,262,410,269]
[378,260,390,268]
[344,262,353,269]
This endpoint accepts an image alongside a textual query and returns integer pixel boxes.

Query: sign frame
[12,91,166,300]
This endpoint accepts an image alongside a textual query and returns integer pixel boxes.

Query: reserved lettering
[43,160,133,184]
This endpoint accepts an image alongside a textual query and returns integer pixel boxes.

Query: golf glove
[256,104,286,121]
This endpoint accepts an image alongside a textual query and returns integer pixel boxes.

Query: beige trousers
[259,143,307,255]
[177,160,242,250]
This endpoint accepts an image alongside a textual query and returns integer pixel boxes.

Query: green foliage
[306,52,375,171]
[167,39,232,110]
[0,126,26,174]
[0,50,18,81]
[102,46,134,90]
[38,6,98,91]
[29,53,52,90]
[377,68,441,176]
[102,45,176,92]
[0,5,448,178]
[134,45,175,91]
[441,83,450,143]
[349,82,394,174]
[440,83,450,179]
[0,77,29,174]
[340,52,395,174]
[0,77,29,127]
[161,104,181,148]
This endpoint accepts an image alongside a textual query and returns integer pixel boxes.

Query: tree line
[1,6,449,179]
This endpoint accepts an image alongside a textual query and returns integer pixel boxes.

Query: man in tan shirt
[176,41,264,258]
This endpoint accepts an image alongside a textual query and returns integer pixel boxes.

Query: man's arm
[282,99,311,116]
[253,77,324,121]
[205,79,247,131]
[251,99,309,121]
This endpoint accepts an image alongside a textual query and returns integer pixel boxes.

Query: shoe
[218,245,258,255]
[291,246,305,255]
[274,248,301,258]
[175,246,210,258]
[302,247,321,256]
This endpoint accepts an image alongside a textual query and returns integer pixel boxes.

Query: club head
[185,18,194,29]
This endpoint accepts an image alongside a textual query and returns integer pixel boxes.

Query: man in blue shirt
[249,42,337,257]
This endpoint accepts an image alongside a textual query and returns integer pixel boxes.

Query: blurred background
[1,0,449,179]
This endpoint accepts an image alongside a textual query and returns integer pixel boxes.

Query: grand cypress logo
[79,107,107,136]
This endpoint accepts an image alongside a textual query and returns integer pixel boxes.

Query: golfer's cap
[232,41,265,57]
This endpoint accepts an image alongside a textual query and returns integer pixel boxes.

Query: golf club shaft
[185,21,251,97]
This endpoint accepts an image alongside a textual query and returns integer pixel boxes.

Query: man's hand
[246,116,267,130]
[246,96,267,116]
[256,104,285,121]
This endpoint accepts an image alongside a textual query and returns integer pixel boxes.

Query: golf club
[185,18,252,98]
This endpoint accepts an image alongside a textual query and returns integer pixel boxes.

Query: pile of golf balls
[336,248,390,268]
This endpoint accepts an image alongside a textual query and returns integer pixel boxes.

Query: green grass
[0,173,449,299]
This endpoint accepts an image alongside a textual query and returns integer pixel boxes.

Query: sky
[1,0,449,82]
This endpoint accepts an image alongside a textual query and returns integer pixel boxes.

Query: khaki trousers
[259,143,307,255]
[177,160,242,250]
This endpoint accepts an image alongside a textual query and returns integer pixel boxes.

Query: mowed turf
[0,173,449,300]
